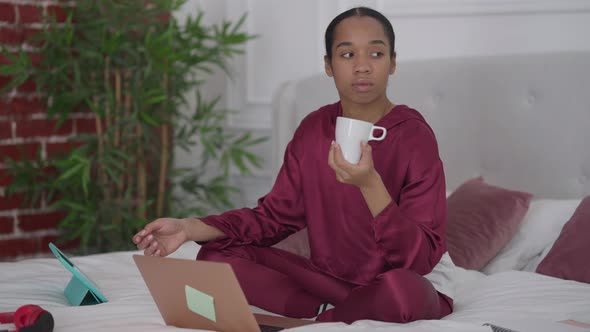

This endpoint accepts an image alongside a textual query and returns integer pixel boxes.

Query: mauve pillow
[536,196,590,283]
[446,177,533,270]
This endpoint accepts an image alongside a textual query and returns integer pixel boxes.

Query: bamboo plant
[1,0,263,253]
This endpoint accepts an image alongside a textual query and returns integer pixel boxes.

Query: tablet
[49,242,108,304]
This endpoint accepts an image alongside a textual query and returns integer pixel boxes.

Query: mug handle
[369,126,387,141]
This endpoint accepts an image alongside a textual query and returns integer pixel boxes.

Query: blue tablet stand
[64,274,104,306]
[49,243,108,306]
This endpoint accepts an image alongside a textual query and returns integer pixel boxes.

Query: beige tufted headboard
[271,52,590,199]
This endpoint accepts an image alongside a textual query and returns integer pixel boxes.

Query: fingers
[333,166,350,183]
[332,143,355,177]
[358,141,373,166]
[136,233,154,250]
[143,241,161,256]
[143,219,163,234]
[133,220,165,256]
[327,140,337,170]
[332,143,350,168]
[133,219,163,245]
[328,142,351,181]
[136,232,162,256]
[329,141,378,187]
[132,229,146,245]
[133,228,154,249]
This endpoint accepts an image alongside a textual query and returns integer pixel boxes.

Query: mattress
[1,241,589,332]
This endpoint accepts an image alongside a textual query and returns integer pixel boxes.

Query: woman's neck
[341,98,395,124]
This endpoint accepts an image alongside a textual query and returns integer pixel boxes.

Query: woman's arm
[198,132,308,249]
[358,169,392,217]
[328,122,447,275]
[183,218,226,241]
[328,141,392,217]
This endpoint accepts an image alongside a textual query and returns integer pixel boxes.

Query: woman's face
[325,16,396,106]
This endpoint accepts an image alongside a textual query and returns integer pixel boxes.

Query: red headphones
[0,305,54,332]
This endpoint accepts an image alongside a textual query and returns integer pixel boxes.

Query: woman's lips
[352,80,373,92]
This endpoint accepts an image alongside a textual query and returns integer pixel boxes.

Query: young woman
[133,7,454,324]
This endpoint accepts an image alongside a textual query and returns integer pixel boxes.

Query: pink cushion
[536,196,590,283]
[446,177,533,270]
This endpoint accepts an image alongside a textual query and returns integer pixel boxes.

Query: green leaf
[0,73,29,94]
[104,165,120,185]
[51,200,88,212]
[104,155,126,173]
[1,49,21,63]
[82,162,91,198]
[233,132,252,146]
[0,64,24,75]
[110,149,131,162]
[57,163,84,182]
[245,136,268,146]
[242,151,262,168]
[139,112,160,126]
[146,94,167,105]
[230,149,248,174]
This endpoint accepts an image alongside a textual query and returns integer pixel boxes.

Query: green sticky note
[185,285,216,322]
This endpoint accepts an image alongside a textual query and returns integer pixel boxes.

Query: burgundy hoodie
[200,102,447,286]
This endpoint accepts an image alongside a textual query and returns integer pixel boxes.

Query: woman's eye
[371,52,384,57]
[341,52,353,58]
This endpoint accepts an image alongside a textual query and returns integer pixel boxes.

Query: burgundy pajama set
[198,102,453,324]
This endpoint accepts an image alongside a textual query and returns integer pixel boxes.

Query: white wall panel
[378,0,590,16]
[223,0,321,130]
[175,0,590,208]
[392,12,590,61]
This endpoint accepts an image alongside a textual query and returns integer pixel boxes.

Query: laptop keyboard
[259,324,285,332]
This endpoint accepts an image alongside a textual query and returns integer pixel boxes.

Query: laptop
[133,254,317,332]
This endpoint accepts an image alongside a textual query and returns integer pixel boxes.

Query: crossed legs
[197,245,452,323]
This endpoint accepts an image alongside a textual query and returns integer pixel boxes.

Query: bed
[2,51,590,332]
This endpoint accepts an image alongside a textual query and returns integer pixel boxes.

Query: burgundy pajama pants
[197,245,452,324]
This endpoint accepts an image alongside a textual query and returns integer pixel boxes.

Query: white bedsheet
[1,242,589,332]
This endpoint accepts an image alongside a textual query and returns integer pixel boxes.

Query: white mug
[335,116,387,164]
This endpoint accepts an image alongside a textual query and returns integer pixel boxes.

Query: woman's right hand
[133,218,189,257]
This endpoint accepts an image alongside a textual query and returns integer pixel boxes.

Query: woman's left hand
[328,141,379,189]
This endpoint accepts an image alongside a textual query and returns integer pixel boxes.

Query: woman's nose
[354,55,371,73]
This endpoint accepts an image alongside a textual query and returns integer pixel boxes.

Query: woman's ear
[324,55,334,77]
[389,55,396,75]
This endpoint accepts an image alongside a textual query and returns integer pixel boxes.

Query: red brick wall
[0,0,84,261]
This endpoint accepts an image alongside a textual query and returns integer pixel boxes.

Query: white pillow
[521,246,549,272]
[481,198,580,274]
